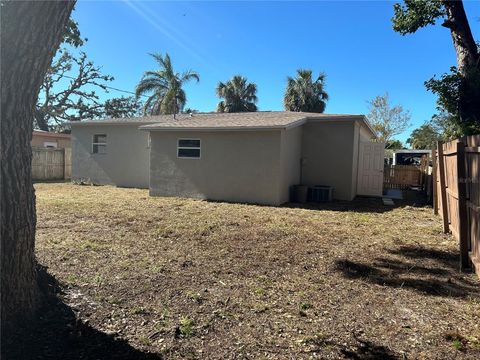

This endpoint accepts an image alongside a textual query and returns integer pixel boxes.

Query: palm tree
[284,69,328,113]
[216,75,258,113]
[135,53,199,117]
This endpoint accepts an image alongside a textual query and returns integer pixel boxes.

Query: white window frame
[43,141,58,149]
[92,134,107,154]
[177,138,201,159]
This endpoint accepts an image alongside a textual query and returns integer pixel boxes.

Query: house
[71,112,384,205]
[32,130,71,149]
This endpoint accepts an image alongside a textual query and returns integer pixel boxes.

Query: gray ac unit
[308,185,334,202]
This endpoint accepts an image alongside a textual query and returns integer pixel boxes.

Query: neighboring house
[71,112,383,205]
[32,130,71,149]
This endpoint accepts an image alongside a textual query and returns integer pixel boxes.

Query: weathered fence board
[384,155,430,191]
[32,147,71,181]
[64,147,72,179]
[434,136,480,273]
[383,165,423,189]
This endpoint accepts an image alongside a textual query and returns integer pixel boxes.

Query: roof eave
[358,115,377,139]
[70,121,159,126]
[139,125,295,132]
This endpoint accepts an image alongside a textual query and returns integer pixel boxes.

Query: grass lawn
[31,183,480,359]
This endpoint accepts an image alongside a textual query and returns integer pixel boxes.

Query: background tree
[35,14,114,131]
[135,53,199,117]
[384,139,404,164]
[104,96,143,118]
[407,122,442,149]
[216,75,258,113]
[424,65,480,136]
[431,111,463,140]
[1,0,75,331]
[284,69,328,113]
[182,108,199,114]
[36,48,114,131]
[366,93,411,143]
[386,139,404,151]
[392,0,480,135]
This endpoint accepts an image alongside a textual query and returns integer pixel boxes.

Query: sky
[72,0,480,143]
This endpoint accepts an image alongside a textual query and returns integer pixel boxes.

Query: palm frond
[135,78,164,97]
[136,53,199,116]
[283,69,328,113]
[215,75,258,113]
[181,70,200,83]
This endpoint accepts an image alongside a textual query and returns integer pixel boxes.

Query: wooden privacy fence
[433,135,480,272]
[32,147,71,181]
[384,157,429,190]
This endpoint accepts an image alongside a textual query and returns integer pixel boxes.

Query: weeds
[177,316,195,338]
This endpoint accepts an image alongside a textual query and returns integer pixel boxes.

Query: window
[43,141,57,149]
[177,139,200,159]
[92,134,107,154]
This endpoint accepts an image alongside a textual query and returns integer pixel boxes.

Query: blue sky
[72,1,480,143]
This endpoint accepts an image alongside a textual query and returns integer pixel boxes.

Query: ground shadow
[335,245,480,298]
[2,266,162,360]
[303,334,397,359]
[340,338,398,360]
[283,189,431,214]
[389,246,458,269]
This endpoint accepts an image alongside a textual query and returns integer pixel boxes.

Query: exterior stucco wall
[71,124,151,188]
[149,130,283,205]
[279,126,302,204]
[301,121,356,200]
[351,122,360,198]
[359,124,373,142]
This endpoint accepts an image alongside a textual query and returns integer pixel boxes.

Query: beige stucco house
[71,112,384,205]
[32,130,71,149]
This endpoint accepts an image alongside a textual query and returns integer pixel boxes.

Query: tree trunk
[1,0,75,331]
[442,0,480,126]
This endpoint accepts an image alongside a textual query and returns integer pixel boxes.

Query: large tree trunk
[442,0,480,126]
[1,0,75,331]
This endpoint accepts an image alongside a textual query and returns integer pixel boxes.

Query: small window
[177,139,200,159]
[43,141,57,149]
[92,134,107,154]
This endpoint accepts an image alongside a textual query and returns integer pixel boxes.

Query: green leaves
[392,1,480,137]
[366,93,411,143]
[283,69,328,113]
[216,75,258,113]
[425,67,461,117]
[406,123,441,149]
[392,0,445,35]
[135,53,200,116]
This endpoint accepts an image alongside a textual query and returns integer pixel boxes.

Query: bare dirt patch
[28,183,480,358]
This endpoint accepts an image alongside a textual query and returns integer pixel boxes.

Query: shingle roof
[71,111,373,135]
[33,130,71,139]
[140,111,367,130]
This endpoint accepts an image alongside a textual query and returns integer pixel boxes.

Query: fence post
[432,149,438,215]
[437,141,449,233]
[457,139,470,271]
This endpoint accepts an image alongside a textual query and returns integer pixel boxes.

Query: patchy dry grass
[34,183,480,359]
